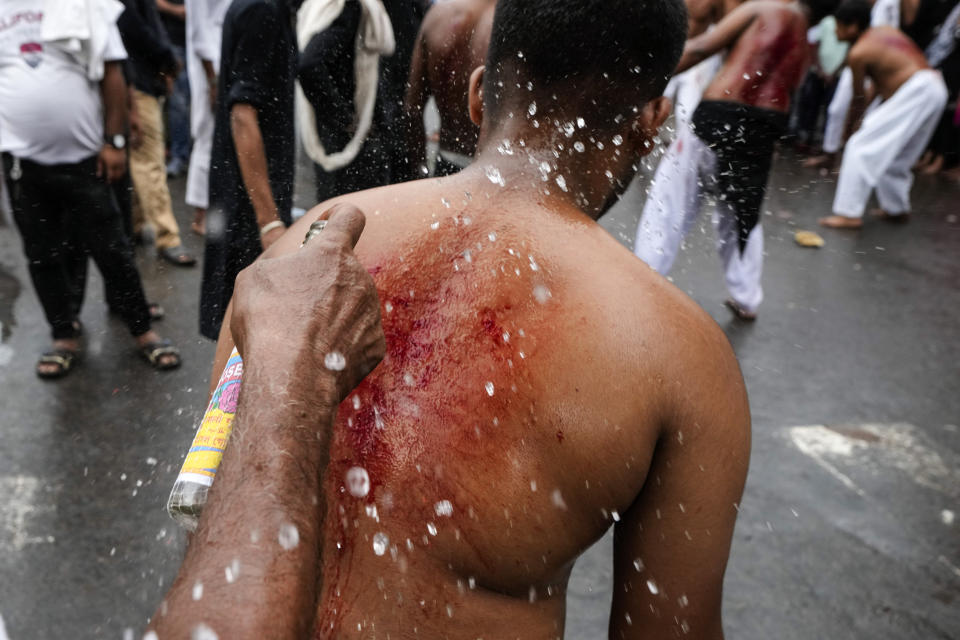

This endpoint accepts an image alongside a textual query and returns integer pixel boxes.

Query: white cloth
[184,0,229,209]
[634,126,764,313]
[926,1,960,67]
[822,1,900,153]
[663,53,722,128]
[41,0,125,81]
[833,69,948,217]
[0,0,127,164]
[295,0,395,171]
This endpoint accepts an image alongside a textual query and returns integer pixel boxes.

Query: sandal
[158,246,197,267]
[36,348,81,379]
[140,340,182,371]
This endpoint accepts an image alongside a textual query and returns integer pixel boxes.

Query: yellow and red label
[176,349,243,486]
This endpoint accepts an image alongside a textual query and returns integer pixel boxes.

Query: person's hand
[231,204,385,408]
[97,146,127,183]
[259,223,285,251]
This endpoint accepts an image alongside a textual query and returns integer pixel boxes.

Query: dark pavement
[0,149,958,639]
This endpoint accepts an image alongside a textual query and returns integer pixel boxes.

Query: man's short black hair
[835,0,872,30]
[483,0,688,119]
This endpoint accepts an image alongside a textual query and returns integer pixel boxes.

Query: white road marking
[0,475,54,552]
[788,423,960,499]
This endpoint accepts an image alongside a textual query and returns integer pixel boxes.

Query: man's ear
[632,96,672,155]
[468,66,485,126]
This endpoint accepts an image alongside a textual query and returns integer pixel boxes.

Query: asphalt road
[0,147,958,639]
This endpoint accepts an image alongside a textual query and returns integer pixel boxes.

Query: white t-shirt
[0,1,127,165]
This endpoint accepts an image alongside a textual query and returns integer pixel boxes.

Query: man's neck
[473,119,634,220]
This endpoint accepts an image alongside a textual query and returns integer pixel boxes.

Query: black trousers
[3,153,151,340]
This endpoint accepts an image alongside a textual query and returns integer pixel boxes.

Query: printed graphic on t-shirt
[19,42,41,68]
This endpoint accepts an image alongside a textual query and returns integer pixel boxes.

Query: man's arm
[675,2,759,73]
[609,321,751,639]
[401,25,431,182]
[99,61,129,183]
[842,50,870,142]
[147,206,385,638]
[156,0,186,20]
[231,104,284,249]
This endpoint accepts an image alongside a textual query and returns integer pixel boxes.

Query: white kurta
[634,126,765,314]
[821,0,900,153]
[833,69,948,217]
[185,0,229,209]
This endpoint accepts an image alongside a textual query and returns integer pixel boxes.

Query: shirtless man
[820,0,948,228]
[402,0,496,178]
[635,0,824,321]
[667,0,746,126]
[150,0,753,637]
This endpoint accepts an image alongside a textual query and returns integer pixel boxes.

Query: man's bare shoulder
[421,0,487,48]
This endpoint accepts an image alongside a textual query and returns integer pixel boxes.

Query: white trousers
[833,70,948,218]
[634,126,765,313]
[664,54,722,129]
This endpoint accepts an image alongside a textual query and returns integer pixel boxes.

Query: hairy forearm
[231,104,279,228]
[149,364,337,638]
[101,62,127,137]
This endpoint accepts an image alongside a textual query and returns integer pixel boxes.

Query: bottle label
[175,349,243,487]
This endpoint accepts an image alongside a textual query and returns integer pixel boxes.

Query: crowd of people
[1,0,958,636]
[2,0,957,374]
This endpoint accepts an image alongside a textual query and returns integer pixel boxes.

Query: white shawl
[296,0,395,171]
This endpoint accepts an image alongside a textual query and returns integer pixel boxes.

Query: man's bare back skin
[846,25,930,100]
[687,0,745,38]
[684,0,811,111]
[404,0,496,174]
[203,1,751,637]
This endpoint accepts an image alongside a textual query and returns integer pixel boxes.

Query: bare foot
[920,154,944,175]
[724,299,757,321]
[192,208,206,236]
[870,208,911,224]
[803,154,835,169]
[819,215,863,229]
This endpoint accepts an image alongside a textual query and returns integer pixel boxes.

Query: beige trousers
[130,89,182,250]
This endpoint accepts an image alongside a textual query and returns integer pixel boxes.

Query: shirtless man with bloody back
[149,0,752,637]
[635,0,828,321]
[819,0,948,228]
[403,0,497,178]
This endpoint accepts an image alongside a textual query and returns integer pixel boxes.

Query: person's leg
[128,89,192,260]
[714,203,763,318]
[166,45,192,174]
[807,67,854,167]
[4,156,80,341]
[634,126,708,274]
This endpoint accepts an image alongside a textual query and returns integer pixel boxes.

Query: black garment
[2,154,151,340]
[791,70,838,145]
[118,0,179,96]
[906,0,959,50]
[160,0,187,48]
[691,100,787,253]
[201,0,298,340]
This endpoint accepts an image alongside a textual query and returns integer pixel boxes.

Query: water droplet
[496,139,514,155]
[611,510,621,522]
[352,395,362,410]
[468,576,477,589]
[191,623,219,640]
[324,351,346,371]
[441,197,450,208]
[403,372,415,386]
[192,581,204,600]
[373,532,389,556]
[434,500,454,517]
[528,102,537,116]
[533,285,552,304]
[484,381,495,396]
[278,523,300,550]
[528,586,537,602]
[742,73,751,80]
[646,579,659,595]
[573,141,585,152]
[463,249,472,263]
[488,231,497,242]
[633,558,644,572]
[346,466,370,498]
[484,165,505,187]
[551,489,567,510]
[555,175,568,192]
[562,122,575,137]
[430,220,440,230]
[530,480,538,492]
[576,117,586,128]
[225,558,240,583]
[144,633,159,640]
[678,594,689,607]
[612,135,623,146]
[528,256,539,271]
[427,522,438,536]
